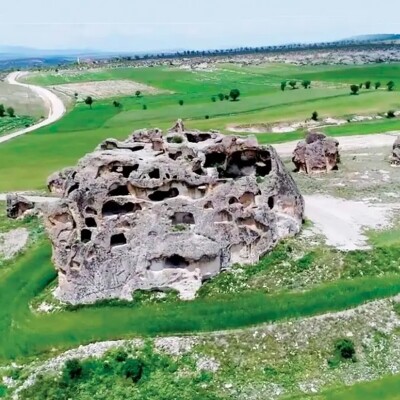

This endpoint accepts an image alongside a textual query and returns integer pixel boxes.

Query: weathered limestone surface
[391,137,400,166]
[293,132,340,174]
[44,126,304,304]
[6,194,35,219]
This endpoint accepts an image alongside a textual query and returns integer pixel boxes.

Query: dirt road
[0,72,66,144]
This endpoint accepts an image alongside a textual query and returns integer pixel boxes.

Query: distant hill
[345,34,400,43]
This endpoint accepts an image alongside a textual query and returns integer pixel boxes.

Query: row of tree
[350,81,395,94]
[281,80,311,91]
[0,104,15,118]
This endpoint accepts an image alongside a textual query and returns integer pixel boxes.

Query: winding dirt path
[0,72,66,144]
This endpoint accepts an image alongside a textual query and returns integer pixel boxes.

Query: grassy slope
[2,240,400,361]
[1,64,400,191]
[290,374,400,399]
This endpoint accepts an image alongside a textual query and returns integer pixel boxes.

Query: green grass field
[1,63,400,191]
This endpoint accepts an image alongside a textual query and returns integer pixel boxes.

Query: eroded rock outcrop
[6,194,35,219]
[47,168,77,194]
[293,132,340,174]
[44,126,304,304]
[391,137,400,166]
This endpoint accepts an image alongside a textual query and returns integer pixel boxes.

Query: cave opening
[81,229,92,244]
[102,201,141,216]
[165,254,189,268]
[109,184,130,196]
[110,233,127,247]
[85,217,97,227]
[204,152,227,168]
[170,212,195,225]
[149,169,161,179]
[148,188,179,202]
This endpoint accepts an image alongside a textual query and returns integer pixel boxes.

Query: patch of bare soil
[52,80,169,99]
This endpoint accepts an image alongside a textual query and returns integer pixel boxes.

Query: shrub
[218,93,225,101]
[365,81,371,89]
[301,80,311,89]
[63,359,83,381]
[142,104,147,110]
[211,96,216,102]
[114,349,128,362]
[311,111,318,121]
[205,115,210,119]
[84,96,94,108]
[171,135,184,144]
[122,358,144,382]
[179,100,184,106]
[224,94,230,100]
[288,80,297,89]
[281,81,287,91]
[6,107,15,117]
[335,339,356,360]
[375,81,381,90]
[229,89,241,101]
[135,90,141,97]
[387,110,396,118]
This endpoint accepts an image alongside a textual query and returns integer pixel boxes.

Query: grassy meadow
[1,63,399,191]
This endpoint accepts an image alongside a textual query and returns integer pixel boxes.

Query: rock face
[6,194,35,219]
[43,127,304,304]
[391,137,400,166]
[47,168,77,194]
[293,132,340,174]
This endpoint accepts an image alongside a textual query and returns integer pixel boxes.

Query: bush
[224,94,230,100]
[375,81,381,90]
[179,100,184,106]
[311,111,318,121]
[335,339,356,360]
[288,80,297,89]
[142,104,147,110]
[6,107,15,117]
[205,115,210,119]
[114,349,128,362]
[218,93,225,101]
[63,359,83,381]
[387,110,396,118]
[211,96,216,102]
[301,80,311,89]
[387,81,395,91]
[122,358,144,382]
[170,135,184,144]
[281,81,287,91]
[365,81,371,89]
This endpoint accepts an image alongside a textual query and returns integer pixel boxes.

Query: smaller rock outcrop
[47,168,76,194]
[6,194,35,219]
[391,137,400,166]
[293,132,339,174]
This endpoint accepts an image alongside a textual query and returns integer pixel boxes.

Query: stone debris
[6,194,35,219]
[43,124,304,304]
[391,136,400,167]
[292,132,340,174]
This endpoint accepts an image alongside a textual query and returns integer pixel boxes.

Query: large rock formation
[391,137,400,166]
[6,194,35,219]
[293,132,340,174]
[43,126,304,304]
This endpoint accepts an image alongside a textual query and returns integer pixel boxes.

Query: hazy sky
[1,0,400,51]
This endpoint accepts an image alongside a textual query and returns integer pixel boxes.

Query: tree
[301,80,311,89]
[375,81,381,90]
[365,81,371,89]
[224,94,230,100]
[350,85,360,95]
[229,88,240,101]
[281,81,287,91]
[211,96,217,102]
[387,110,396,118]
[218,93,225,101]
[135,90,141,98]
[113,101,122,108]
[311,111,319,121]
[6,107,15,117]
[142,104,147,110]
[84,96,94,108]
[0,104,5,117]
[179,100,184,106]
[289,80,297,89]
[359,83,363,89]
[387,81,395,91]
